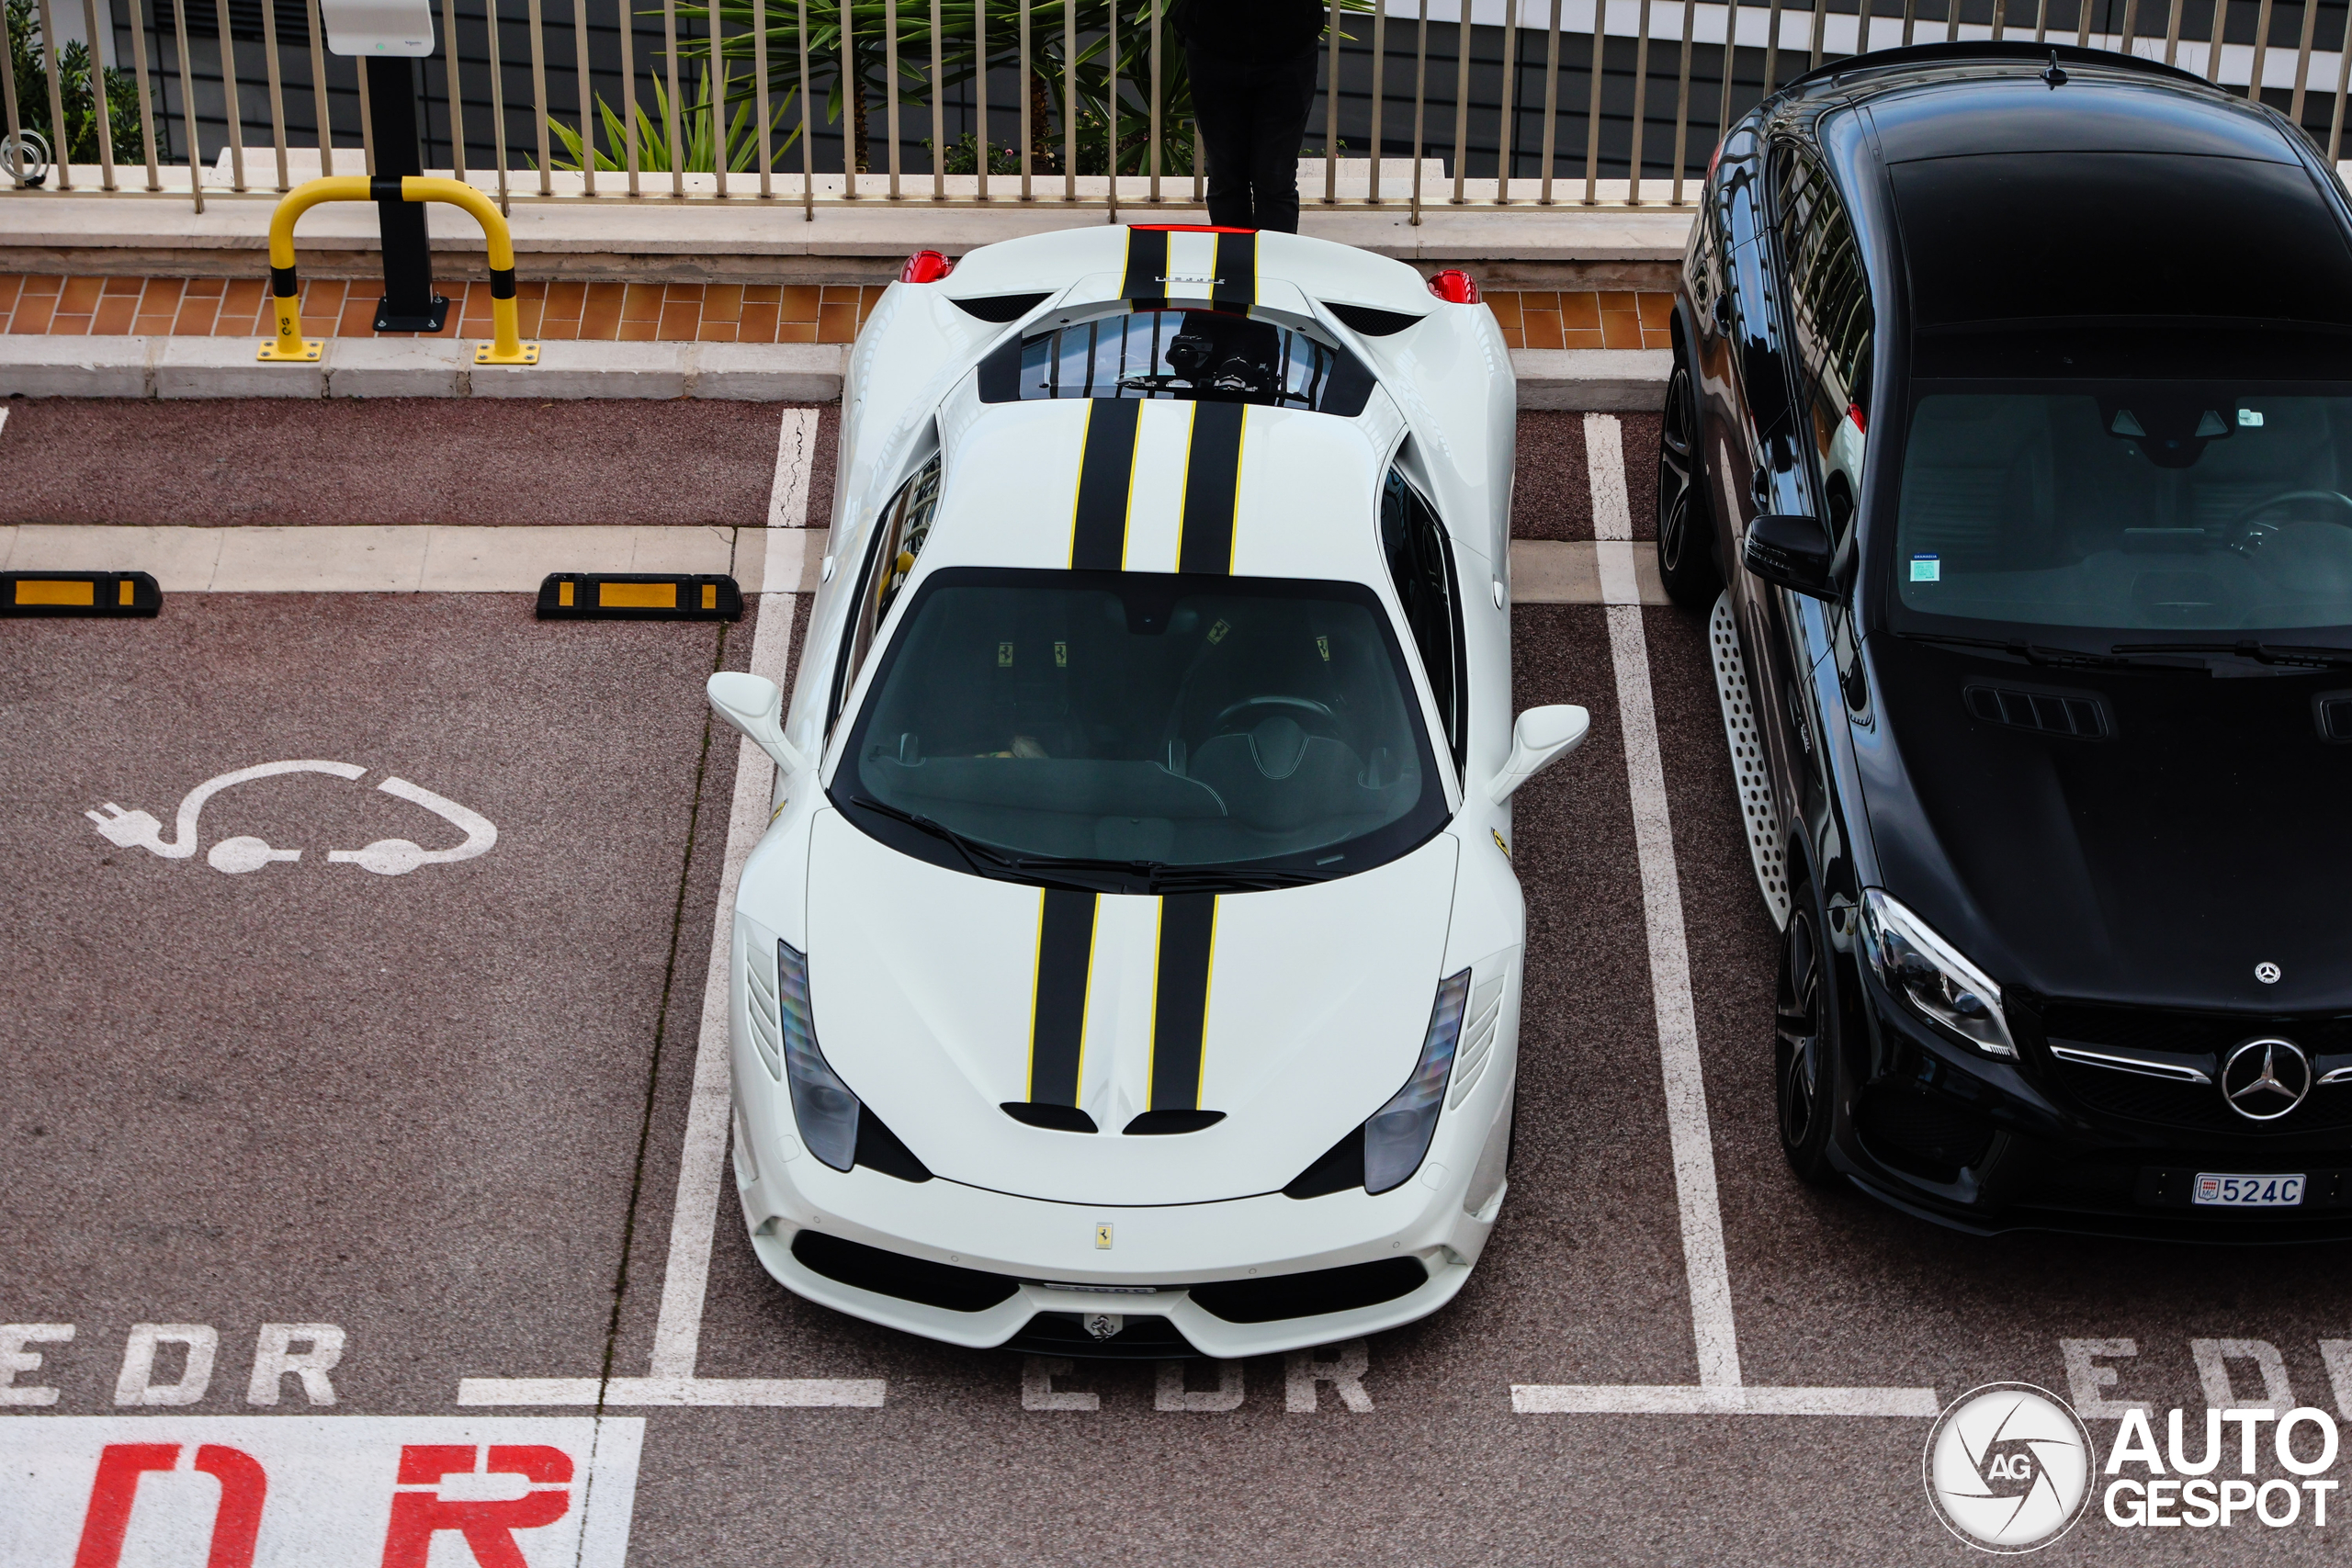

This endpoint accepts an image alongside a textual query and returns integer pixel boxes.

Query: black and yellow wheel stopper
[536,573,743,622]
[3,571,162,617]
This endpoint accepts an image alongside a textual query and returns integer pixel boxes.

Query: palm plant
[544,62,791,174]
[670,0,1369,176]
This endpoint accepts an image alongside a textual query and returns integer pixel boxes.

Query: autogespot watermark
[1925,1383,2095,1551]
[2102,1404,2340,1531]
[1924,1384,2345,1551]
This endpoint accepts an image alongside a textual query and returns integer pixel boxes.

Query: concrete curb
[1511,348,1674,412]
[2,189,1695,288]
[0,335,854,401]
[2,335,1668,409]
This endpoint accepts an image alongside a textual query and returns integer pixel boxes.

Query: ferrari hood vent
[1964,682,2112,739]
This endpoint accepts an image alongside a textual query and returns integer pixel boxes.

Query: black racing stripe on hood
[1148,893,1218,1111]
[1028,888,1099,1106]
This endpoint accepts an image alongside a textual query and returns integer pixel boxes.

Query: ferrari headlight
[776,939,862,1169]
[1364,969,1472,1195]
[1858,889,2017,1059]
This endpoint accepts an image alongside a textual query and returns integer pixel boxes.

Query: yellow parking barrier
[259,175,541,367]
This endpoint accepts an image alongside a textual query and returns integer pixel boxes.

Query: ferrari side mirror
[1743,512,1836,599]
[707,672,810,777]
[1489,705,1591,803]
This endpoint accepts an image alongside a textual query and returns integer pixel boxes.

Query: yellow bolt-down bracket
[258,175,541,367]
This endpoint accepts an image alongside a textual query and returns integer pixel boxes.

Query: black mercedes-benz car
[1660,40,2352,1235]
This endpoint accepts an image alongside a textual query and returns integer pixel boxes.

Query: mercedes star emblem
[2221,1037,2312,1122]
[2256,961,2283,984]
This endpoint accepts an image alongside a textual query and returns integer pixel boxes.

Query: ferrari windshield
[1892,386,2352,636]
[834,569,1444,892]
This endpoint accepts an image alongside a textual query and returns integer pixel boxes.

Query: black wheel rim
[1775,908,1826,1151]
[1657,364,1698,574]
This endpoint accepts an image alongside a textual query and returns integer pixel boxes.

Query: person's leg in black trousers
[1185,44,1321,232]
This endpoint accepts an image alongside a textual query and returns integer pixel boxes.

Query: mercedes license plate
[2194,1173,2305,1207]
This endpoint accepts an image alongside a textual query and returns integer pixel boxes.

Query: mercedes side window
[830,453,943,732]
[1380,469,1466,778]
[1774,146,1874,554]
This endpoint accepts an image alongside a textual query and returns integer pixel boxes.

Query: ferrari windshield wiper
[1146,866,1329,894]
[1007,853,1329,895]
[843,795,1016,874]
[1010,852,1169,888]
[2111,639,2352,669]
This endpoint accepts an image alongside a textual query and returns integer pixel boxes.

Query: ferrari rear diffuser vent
[2316,692,2352,742]
[952,291,1051,322]
[1963,684,2111,739]
[1324,302,1427,336]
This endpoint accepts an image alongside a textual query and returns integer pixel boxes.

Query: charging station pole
[365,55,447,332]
[320,0,449,333]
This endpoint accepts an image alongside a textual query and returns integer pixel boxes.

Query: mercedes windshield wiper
[843,795,1016,874]
[2110,639,2352,669]
[1896,632,2204,671]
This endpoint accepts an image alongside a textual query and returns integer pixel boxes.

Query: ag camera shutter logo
[1924,1382,2095,1552]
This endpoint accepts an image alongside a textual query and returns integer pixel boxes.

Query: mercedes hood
[1860,635,2352,1013]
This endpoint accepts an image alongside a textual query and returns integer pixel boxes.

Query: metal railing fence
[6,0,2352,219]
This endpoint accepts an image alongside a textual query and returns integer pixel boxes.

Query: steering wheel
[2223,489,2352,554]
[1213,696,1337,734]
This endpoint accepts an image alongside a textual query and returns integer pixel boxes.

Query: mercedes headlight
[1365,969,1472,1194]
[776,939,862,1169]
[1858,889,2017,1059]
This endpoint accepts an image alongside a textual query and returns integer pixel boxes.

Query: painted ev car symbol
[85,760,498,876]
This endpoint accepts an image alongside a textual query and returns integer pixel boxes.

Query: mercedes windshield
[1888,382,2352,659]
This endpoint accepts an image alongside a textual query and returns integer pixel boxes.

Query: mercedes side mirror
[707,672,810,777]
[1489,705,1591,803]
[1743,513,1836,598]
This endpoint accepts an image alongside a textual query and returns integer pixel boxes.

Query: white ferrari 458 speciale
[705,223,1591,1358]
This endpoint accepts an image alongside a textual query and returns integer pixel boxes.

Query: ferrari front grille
[790,1231,1018,1313]
[1188,1258,1430,1324]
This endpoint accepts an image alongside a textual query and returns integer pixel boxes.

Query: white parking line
[767,408,820,529]
[9,525,1610,604]
[1510,413,1937,1420]
[643,587,798,1384]
[459,413,883,1411]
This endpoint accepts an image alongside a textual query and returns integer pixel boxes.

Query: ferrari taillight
[899,249,955,284]
[1426,269,1482,305]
